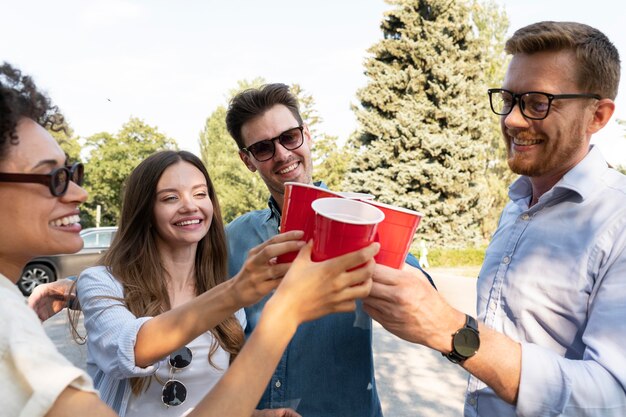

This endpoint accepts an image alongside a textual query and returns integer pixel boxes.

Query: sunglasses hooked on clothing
[161,346,193,407]
[241,126,304,162]
[0,162,84,197]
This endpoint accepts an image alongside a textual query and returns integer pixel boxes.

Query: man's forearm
[461,324,522,404]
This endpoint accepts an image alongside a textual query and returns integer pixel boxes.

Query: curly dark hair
[0,62,66,160]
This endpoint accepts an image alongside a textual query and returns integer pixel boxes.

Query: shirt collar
[555,145,608,200]
[0,272,25,300]
[267,195,281,221]
[508,145,608,205]
[265,180,327,222]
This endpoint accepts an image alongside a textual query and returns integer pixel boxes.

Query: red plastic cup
[335,191,375,200]
[277,182,343,263]
[311,198,385,262]
[363,200,423,269]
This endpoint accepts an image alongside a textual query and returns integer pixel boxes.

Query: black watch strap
[444,314,480,364]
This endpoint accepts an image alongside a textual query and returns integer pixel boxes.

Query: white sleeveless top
[125,310,245,417]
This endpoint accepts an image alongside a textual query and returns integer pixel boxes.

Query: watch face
[454,328,480,357]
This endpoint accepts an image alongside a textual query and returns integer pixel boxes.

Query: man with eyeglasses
[363,21,626,417]
[224,83,429,417]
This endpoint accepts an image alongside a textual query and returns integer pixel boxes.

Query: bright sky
[3,0,625,166]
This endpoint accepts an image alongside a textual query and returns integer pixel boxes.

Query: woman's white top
[125,331,231,417]
[77,265,245,417]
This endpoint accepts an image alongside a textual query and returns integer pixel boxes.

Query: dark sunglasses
[0,162,84,197]
[161,346,192,407]
[241,126,304,162]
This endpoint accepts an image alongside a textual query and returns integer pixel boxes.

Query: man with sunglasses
[363,21,626,417]
[224,83,429,417]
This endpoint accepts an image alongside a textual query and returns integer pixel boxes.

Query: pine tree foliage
[344,0,507,247]
[470,0,513,239]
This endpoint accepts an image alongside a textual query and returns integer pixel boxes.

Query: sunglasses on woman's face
[161,346,193,407]
[0,162,84,197]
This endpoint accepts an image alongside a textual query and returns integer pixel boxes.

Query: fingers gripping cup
[311,198,385,262]
[364,201,423,269]
[277,182,342,263]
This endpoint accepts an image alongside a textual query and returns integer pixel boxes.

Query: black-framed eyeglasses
[161,346,192,407]
[0,162,84,197]
[241,126,304,162]
[487,88,601,120]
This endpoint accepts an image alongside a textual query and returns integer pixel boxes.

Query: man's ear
[239,150,257,173]
[587,98,616,136]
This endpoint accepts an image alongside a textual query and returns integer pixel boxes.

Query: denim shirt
[466,147,626,417]
[226,183,427,417]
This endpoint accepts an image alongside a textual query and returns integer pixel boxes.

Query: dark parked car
[17,226,117,296]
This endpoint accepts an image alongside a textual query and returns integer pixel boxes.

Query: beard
[504,122,587,178]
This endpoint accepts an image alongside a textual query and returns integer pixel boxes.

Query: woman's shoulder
[77,265,122,292]
[79,265,114,281]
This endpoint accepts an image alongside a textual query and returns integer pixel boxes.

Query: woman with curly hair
[0,62,378,417]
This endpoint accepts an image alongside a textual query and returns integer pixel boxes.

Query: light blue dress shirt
[467,146,626,417]
[226,182,427,417]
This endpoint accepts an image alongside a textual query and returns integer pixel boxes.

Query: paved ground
[373,268,477,416]
[43,268,478,417]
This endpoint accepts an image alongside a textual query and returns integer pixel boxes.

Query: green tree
[50,124,82,162]
[312,133,352,190]
[469,0,513,239]
[344,0,507,248]
[291,83,351,190]
[44,111,81,161]
[199,106,268,223]
[200,78,269,223]
[83,117,177,226]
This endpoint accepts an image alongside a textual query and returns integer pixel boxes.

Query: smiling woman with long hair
[75,151,241,413]
[75,150,381,417]
[75,150,305,416]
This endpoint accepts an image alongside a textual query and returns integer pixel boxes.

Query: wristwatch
[444,314,480,364]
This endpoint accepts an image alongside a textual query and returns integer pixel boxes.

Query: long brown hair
[103,150,243,394]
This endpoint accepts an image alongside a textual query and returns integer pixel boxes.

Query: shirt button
[503,256,511,264]
[275,380,281,388]
[521,213,530,221]
[468,396,477,406]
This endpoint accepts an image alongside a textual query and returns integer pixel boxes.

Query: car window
[82,231,114,248]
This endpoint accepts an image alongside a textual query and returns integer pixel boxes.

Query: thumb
[294,240,314,261]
